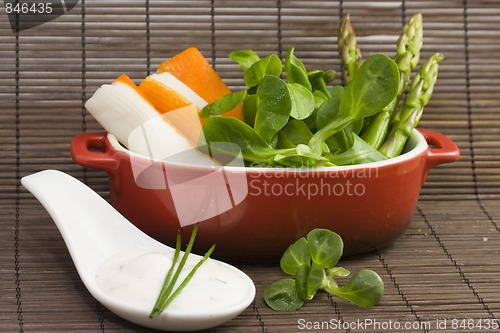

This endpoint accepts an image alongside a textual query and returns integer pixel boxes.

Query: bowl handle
[70,132,119,173]
[419,129,460,170]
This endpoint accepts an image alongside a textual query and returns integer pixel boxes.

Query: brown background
[1,0,499,332]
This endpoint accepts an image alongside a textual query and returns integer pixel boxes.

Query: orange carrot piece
[113,73,136,87]
[138,76,193,114]
[158,48,244,121]
[163,104,204,147]
[113,74,156,109]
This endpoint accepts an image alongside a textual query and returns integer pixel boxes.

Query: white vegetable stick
[85,80,159,148]
[84,77,209,165]
[148,73,207,110]
[128,104,210,164]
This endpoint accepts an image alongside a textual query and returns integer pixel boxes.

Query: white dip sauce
[95,251,250,314]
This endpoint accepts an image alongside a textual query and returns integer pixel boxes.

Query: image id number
[451,318,499,330]
[5,2,53,14]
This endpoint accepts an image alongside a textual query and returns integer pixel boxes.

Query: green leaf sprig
[201,47,399,167]
[150,224,215,318]
[201,48,398,168]
[200,13,441,168]
[201,46,339,168]
[263,229,384,311]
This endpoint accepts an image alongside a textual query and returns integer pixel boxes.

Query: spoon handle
[21,170,168,282]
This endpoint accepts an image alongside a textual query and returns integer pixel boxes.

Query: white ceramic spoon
[21,169,256,332]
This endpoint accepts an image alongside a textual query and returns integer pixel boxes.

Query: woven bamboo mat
[1,0,500,332]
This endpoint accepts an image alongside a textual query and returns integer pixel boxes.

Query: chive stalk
[159,244,216,311]
[150,230,182,317]
[150,224,214,318]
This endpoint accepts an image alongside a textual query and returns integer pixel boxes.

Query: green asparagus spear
[378,53,444,158]
[338,14,362,84]
[361,13,423,149]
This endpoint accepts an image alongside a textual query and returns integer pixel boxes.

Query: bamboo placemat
[1,1,500,332]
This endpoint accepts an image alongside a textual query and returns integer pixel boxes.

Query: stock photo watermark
[126,109,381,226]
[247,167,378,200]
[3,0,79,32]
[297,317,500,331]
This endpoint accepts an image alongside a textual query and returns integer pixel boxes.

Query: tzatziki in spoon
[22,170,255,332]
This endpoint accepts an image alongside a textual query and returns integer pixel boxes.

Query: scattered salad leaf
[263,278,304,311]
[280,237,311,275]
[276,119,313,149]
[254,75,292,144]
[326,133,387,166]
[229,49,261,71]
[307,54,399,155]
[326,269,384,309]
[244,54,282,87]
[264,228,384,311]
[316,86,343,131]
[200,90,247,118]
[295,263,325,301]
[285,47,312,90]
[340,54,399,120]
[307,228,343,269]
[287,83,315,120]
[202,116,294,164]
[308,69,335,98]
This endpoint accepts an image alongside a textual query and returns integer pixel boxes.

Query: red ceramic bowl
[71,129,459,263]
